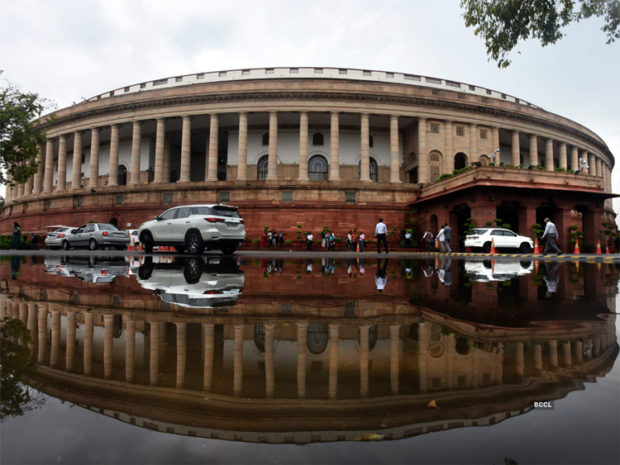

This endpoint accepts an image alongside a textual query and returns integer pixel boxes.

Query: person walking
[347,230,355,251]
[404,230,412,248]
[11,222,22,249]
[542,217,562,255]
[358,232,365,252]
[328,231,335,251]
[443,223,452,252]
[375,259,388,293]
[437,225,446,252]
[306,231,314,250]
[375,218,389,254]
[422,229,434,252]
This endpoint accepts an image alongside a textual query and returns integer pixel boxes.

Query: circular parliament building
[1,67,616,251]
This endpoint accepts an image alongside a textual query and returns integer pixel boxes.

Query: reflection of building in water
[0,287,616,443]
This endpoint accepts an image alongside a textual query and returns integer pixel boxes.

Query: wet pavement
[0,252,618,464]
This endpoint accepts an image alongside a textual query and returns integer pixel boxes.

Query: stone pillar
[179,116,191,182]
[469,123,477,165]
[593,338,601,356]
[267,112,278,180]
[84,312,93,376]
[390,115,401,182]
[233,324,244,396]
[559,142,567,170]
[163,138,171,183]
[571,147,579,171]
[50,309,61,367]
[153,118,165,183]
[328,323,339,399]
[71,132,82,190]
[24,173,33,197]
[104,314,114,379]
[360,114,370,181]
[512,130,520,166]
[125,319,136,383]
[574,341,583,364]
[298,112,309,181]
[149,321,161,385]
[492,127,500,165]
[16,182,24,200]
[56,135,67,191]
[108,124,119,186]
[176,323,187,388]
[329,112,340,181]
[66,311,76,372]
[236,112,248,181]
[296,322,308,398]
[43,138,54,193]
[589,154,597,176]
[265,323,275,398]
[33,145,44,194]
[203,324,214,390]
[545,138,554,171]
[390,325,400,394]
[419,118,428,183]
[496,343,504,383]
[515,342,525,378]
[534,343,543,372]
[581,150,589,175]
[88,128,100,188]
[130,121,142,185]
[18,303,27,326]
[27,303,37,353]
[359,325,370,398]
[561,341,572,367]
[37,304,48,364]
[207,114,219,181]
[549,340,558,368]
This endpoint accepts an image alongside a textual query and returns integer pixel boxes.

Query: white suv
[464,228,533,253]
[138,204,245,255]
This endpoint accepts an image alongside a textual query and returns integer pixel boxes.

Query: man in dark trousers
[443,223,452,252]
[542,217,562,255]
[375,218,388,254]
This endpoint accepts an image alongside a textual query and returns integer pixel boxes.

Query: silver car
[62,223,131,250]
[44,226,74,249]
[138,204,246,255]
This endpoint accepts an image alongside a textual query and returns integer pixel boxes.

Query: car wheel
[141,232,154,253]
[183,258,203,284]
[220,244,237,255]
[482,242,492,253]
[62,241,70,251]
[185,231,204,255]
[89,239,98,251]
[519,243,532,253]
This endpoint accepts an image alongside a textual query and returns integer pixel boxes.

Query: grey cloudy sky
[2,0,619,213]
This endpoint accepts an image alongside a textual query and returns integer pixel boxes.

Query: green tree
[1,73,50,185]
[461,0,620,67]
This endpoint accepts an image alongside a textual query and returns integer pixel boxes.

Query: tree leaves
[460,0,620,67]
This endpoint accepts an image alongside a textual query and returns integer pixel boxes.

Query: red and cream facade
[0,67,615,247]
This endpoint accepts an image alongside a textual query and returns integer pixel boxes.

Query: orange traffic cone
[490,239,496,254]
[574,260,580,272]
[605,244,610,254]
[534,238,540,254]
[596,240,602,254]
[534,260,539,273]
[574,240,581,254]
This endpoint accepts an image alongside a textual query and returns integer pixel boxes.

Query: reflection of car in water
[45,256,130,283]
[137,256,244,308]
[464,260,533,282]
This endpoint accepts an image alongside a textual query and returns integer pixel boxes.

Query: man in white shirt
[375,218,389,253]
[541,217,562,255]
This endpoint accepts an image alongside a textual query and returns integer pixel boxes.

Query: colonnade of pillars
[2,297,615,399]
[4,111,612,203]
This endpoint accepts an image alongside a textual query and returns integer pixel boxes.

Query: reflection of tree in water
[0,318,43,420]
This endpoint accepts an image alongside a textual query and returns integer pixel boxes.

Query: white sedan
[464,228,534,253]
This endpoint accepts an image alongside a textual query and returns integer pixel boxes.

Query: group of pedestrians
[261,229,285,248]
[421,223,452,252]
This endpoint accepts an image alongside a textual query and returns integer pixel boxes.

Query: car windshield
[98,224,118,231]
[469,228,488,235]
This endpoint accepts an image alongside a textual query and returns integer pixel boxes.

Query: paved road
[2,248,619,262]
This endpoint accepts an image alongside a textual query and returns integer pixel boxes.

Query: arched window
[118,164,127,186]
[262,132,269,146]
[429,151,442,181]
[308,155,328,180]
[257,155,269,180]
[454,153,467,170]
[358,157,378,182]
[312,133,324,146]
